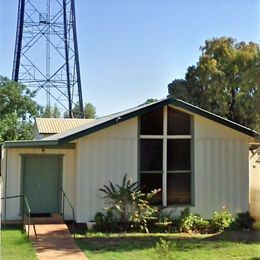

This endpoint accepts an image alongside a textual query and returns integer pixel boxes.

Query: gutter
[3,140,59,148]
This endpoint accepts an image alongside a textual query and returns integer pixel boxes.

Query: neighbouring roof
[35,118,94,134]
[4,97,258,148]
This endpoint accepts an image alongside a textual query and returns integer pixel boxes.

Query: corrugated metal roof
[42,99,169,142]
[43,97,257,143]
[4,97,258,148]
[35,118,94,134]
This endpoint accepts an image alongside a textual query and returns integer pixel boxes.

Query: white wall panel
[76,118,138,222]
[192,112,250,218]
[75,111,251,221]
[3,147,76,220]
[192,139,249,218]
[250,147,260,220]
[3,106,254,222]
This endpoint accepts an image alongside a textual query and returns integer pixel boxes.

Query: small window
[140,173,162,205]
[167,172,191,205]
[167,107,190,135]
[167,139,191,171]
[140,139,163,171]
[140,108,163,135]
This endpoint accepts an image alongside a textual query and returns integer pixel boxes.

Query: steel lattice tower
[12,0,84,118]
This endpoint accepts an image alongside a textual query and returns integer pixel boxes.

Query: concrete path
[26,214,87,259]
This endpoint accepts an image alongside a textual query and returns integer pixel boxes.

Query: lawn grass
[1,226,260,260]
[1,226,36,260]
[76,232,260,260]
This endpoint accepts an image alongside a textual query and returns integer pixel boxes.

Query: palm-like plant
[99,174,139,223]
[99,174,160,232]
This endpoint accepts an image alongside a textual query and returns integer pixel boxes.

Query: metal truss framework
[12,0,84,118]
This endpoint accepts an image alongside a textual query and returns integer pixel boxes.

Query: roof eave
[58,97,257,143]
[4,140,59,148]
[58,98,172,144]
[170,98,257,138]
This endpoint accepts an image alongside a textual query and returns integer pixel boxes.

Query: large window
[139,106,192,206]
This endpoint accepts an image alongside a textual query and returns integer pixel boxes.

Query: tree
[84,102,97,119]
[168,37,260,131]
[39,104,61,118]
[65,102,97,119]
[0,76,39,142]
[140,98,158,106]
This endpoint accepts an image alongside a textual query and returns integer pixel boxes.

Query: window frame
[138,105,194,207]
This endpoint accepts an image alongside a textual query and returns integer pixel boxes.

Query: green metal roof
[3,97,258,148]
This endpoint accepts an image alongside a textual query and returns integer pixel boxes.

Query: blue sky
[0,0,259,116]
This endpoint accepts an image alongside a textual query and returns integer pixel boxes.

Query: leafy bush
[210,207,234,232]
[176,208,210,233]
[176,208,194,232]
[97,178,237,235]
[99,174,160,233]
[150,209,174,233]
[192,216,210,233]
[94,212,105,231]
[154,238,176,260]
[94,211,121,232]
[232,212,255,230]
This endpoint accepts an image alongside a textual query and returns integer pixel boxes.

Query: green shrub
[154,238,176,260]
[151,210,174,233]
[232,212,255,230]
[99,174,160,233]
[176,208,211,233]
[192,215,210,233]
[94,210,122,232]
[94,212,105,231]
[176,208,194,232]
[176,208,210,233]
[210,207,234,232]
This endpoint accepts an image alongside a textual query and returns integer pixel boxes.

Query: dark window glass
[167,173,191,205]
[140,173,162,205]
[140,139,163,171]
[167,107,190,135]
[167,139,191,171]
[140,109,163,135]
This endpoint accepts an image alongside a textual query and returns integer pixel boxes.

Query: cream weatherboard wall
[249,147,260,220]
[192,114,252,218]
[1,104,254,222]
[75,117,138,222]
[2,147,76,220]
[75,106,253,222]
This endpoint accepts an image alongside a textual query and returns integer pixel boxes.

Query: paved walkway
[26,214,87,259]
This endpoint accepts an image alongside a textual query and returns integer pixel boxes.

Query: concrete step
[24,213,64,225]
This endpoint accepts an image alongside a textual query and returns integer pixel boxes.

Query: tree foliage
[0,76,39,142]
[65,102,97,119]
[140,98,158,106]
[168,37,260,131]
[39,104,61,118]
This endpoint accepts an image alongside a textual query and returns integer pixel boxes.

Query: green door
[23,155,62,213]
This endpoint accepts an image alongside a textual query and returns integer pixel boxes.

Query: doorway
[22,155,62,214]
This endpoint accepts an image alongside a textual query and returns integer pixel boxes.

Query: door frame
[20,154,63,214]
